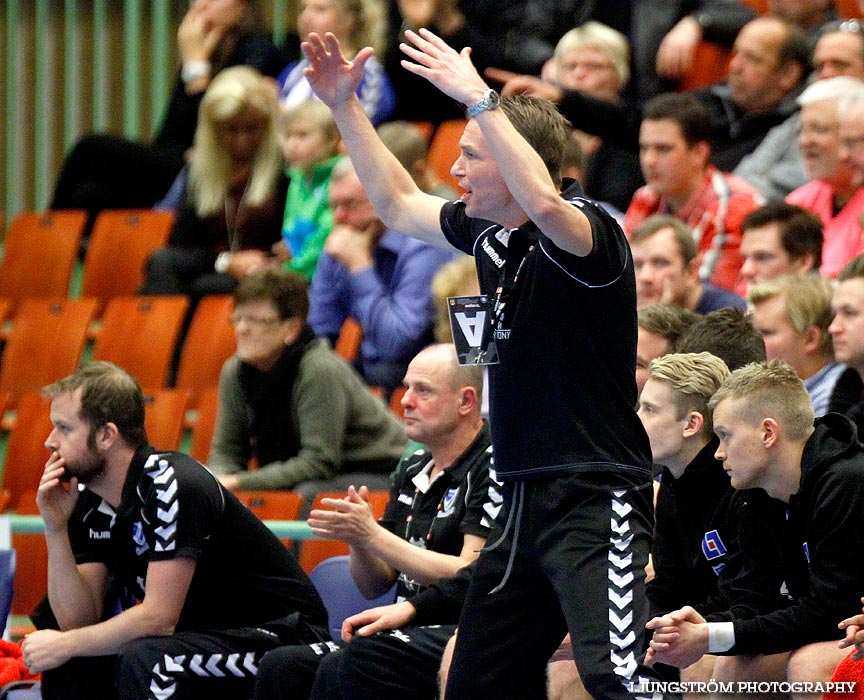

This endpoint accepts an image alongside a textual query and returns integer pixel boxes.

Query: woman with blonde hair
[51,0,286,223]
[141,65,287,299]
[278,0,395,124]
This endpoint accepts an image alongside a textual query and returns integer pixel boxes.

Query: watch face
[468,89,500,117]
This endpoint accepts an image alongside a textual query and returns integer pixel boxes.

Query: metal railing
[6,513,314,539]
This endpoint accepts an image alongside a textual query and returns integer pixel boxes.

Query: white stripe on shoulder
[471,224,505,257]
[537,198,629,288]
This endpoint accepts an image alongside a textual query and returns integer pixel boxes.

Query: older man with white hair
[839,83,864,189]
[736,22,864,200]
[786,76,864,278]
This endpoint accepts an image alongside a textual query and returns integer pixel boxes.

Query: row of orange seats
[0,209,174,309]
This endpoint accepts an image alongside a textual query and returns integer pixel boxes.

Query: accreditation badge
[447,294,500,366]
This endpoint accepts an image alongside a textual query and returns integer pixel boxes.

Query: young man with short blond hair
[647,360,864,699]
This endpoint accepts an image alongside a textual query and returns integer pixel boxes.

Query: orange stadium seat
[0,392,53,514]
[678,42,732,91]
[388,385,407,419]
[174,295,236,407]
[0,297,98,405]
[91,296,189,393]
[11,489,47,616]
[838,0,864,17]
[188,386,220,464]
[741,0,768,12]
[428,120,467,194]
[144,389,191,451]
[0,210,87,308]
[334,318,363,363]
[236,490,304,549]
[81,209,174,307]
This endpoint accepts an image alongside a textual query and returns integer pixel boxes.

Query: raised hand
[655,17,701,80]
[485,67,563,103]
[302,32,373,108]
[178,6,224,65]
[399,28,486,106]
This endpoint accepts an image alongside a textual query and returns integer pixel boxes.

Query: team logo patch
[701,530,727,561]
[133,521,148,556]
[438,487,460,518]
[133,521,146,547]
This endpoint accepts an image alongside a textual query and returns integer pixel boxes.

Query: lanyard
[403,478,452,545]
[478,242,535,355]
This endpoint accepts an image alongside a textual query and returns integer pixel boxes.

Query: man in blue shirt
[308,157,455,393]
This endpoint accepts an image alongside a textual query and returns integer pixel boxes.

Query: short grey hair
[799,76,864,106]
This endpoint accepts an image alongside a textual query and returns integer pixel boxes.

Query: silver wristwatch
[466,88,500,118]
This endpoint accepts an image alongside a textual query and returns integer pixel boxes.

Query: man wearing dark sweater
[488,16,809,174]
[637,353,787,686]
[647,360,864,696]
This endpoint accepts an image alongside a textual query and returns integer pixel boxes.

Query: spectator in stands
[308,157,455,394]
[489,16,809,175]
[636,353,785,686]
[545,22,644,214]
[625,95,764,291]
[253,343,501,700]
[272,100,343,281]
[208,268,405,497]
[21,361,329,700]
[828,255,864,433]
[279,0,395,125]
[377,120,457,199]
[768,0,839,34]
[546,331,776,700]
[646,360,864,697]
[749,273,844,416]
[636,303,700,395]
[630,0,756,103]
[630,216,747,312]
[736,20,864,201]
[675,306,766,370]
[139,66,285,300]
[51,0,285,225]
[814,19,864,80]
[738,202,823,291]
[787,77,864,278]
[839,84,864,187]
[486,1,754,105]
[382,0,633,123]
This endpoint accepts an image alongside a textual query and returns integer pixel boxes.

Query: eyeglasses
[820,19,864,38]
[329,197,367,211]
[230,313,283,328]
[840,134,864,151]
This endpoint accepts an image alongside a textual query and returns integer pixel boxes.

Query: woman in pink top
[787,76,864,278]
